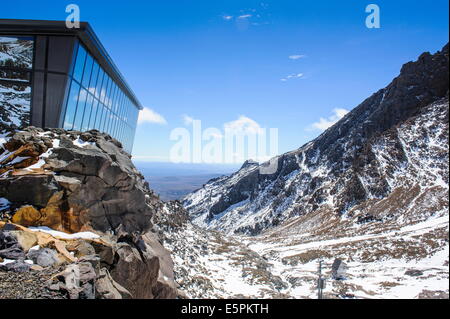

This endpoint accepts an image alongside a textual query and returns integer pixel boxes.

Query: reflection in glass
[82,93,94,131]
[73,88,87,131]
[63,81,81,130]
[0,36,34,130]
[59,43,140,152]
[89,61,99,96]
[73,45,86,83]
[96,69,104,100]
[82,54,93,88]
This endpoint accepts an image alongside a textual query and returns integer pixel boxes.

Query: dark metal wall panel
[30,71,44,127]
[30,35,76,128]
[45,73,70,128]
[47,36,76,74]
[33,36,47,70]
[30,36,47,127]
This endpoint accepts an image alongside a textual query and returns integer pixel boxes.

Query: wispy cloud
[138,108,167,125]
[281,73,304,82]
[182,114,194,126]
[222,15,233,21]
[289,54,306,60]
[238,14,253,19]
[224,115,262,134]
[308,108,349,131]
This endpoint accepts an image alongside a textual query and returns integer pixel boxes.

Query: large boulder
[1,128,181,299]
[110,232,178,299]
[95,268,132,299]
[27,248,59,268]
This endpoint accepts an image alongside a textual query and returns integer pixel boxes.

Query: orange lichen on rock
[10,192,92,234]
[11,205,42,227]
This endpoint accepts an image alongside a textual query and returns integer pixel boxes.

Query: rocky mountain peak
[240,159,260,170]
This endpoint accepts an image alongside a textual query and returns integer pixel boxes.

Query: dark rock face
[1,129,181,299]
[95,267,132,299]
[184,43,449,235]
[0,128,160,234]
[0,175,60,208]
[107,231,178,299]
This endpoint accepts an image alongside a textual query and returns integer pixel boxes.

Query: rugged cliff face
[184,43,449,236]
[0,128,179,299]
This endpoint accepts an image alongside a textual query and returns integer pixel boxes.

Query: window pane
[89,99,99,130]
[119,95,125,120]
[0,36,34,129]
[82,94,94,131]
[109,83,117,110]
[114,90,121,114]
[73,45,86,83]
[103,105,109,131]
[100,76,109,104]
[105,78,113,108]
[95,104,103,131]
[73,88,88,131]
[96,69,104,100]
[101,109,109,132]
[63,81,81,130]
[0,36,33,69]
[81,54,93,88]
[0,69,31,82]
[89,61,99,95]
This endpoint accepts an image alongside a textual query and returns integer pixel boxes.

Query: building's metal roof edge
[0,19,144,111]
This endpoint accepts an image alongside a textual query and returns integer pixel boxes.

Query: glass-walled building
[0,19,142,153]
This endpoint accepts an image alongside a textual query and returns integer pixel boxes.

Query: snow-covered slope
[184,44,449,237]
[163,194,449,299]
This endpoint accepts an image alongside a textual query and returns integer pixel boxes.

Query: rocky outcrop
[0,128,181,299]
[1,128,160,234]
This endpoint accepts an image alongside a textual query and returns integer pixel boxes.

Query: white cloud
[281,73,304,82]
[182,114,194,126]
[309,108,349,131]
[138,108,167,125]
[224,115,262,134]
[238,14,252,19]
[289,54,306,60]
[223,15,233,21]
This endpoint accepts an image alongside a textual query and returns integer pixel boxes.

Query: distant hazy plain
[133,162,240,201]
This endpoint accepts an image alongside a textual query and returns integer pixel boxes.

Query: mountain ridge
[184,43,449,236]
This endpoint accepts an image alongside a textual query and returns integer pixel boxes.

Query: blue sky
[2,0,449,163]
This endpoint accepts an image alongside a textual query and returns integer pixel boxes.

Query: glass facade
[0,36,33,130]
[61,43,139,153]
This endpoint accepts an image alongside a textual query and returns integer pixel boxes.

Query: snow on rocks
[28,227,100,240]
